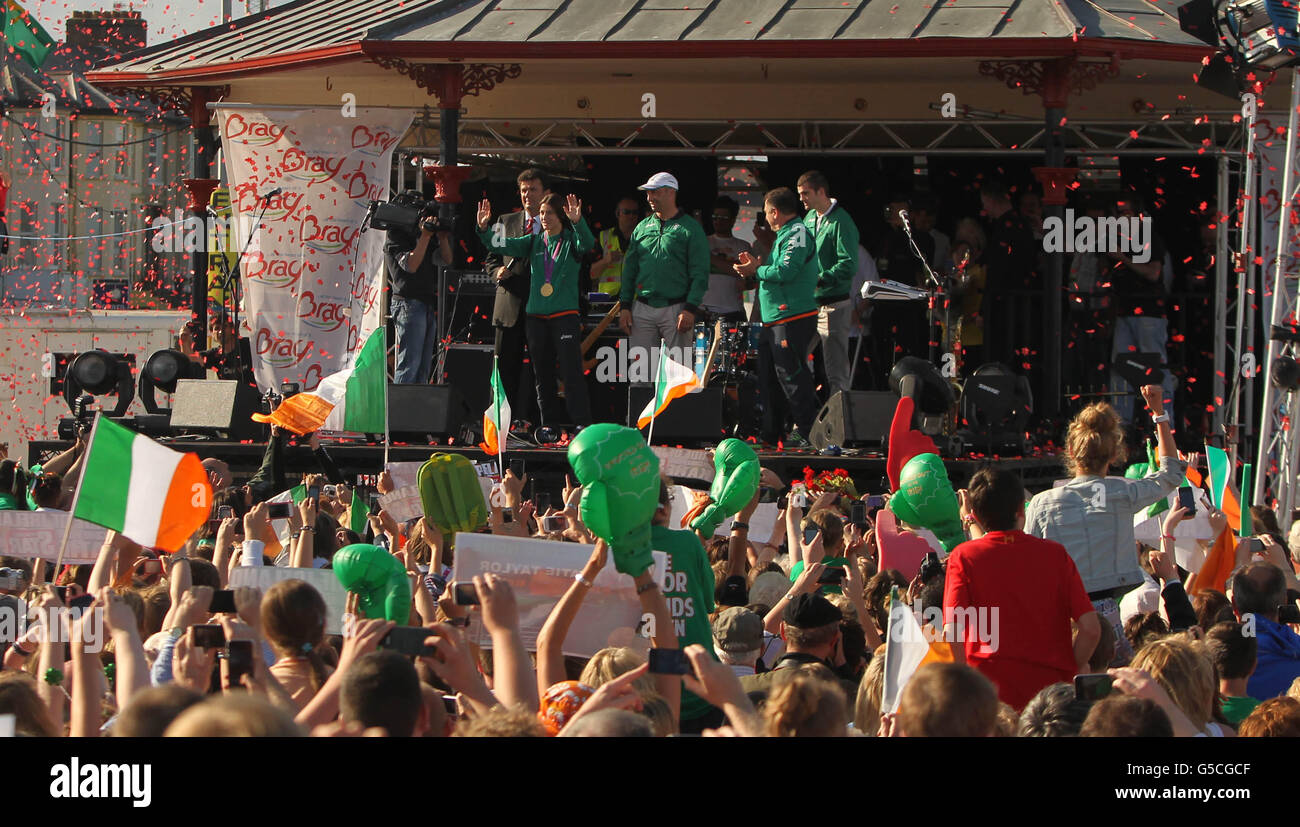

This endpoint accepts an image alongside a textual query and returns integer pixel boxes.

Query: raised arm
[536,540,606,698]
[101,588,149,713]
[475,573,538,712]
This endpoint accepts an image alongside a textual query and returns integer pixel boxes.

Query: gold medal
[540,283,554,297]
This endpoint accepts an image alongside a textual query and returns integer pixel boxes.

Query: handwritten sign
[451,532,666,658]
[0,511,108,564]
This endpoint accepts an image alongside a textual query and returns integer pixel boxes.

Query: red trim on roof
[86,37,1212,87]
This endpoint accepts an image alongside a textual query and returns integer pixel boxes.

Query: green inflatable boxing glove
[887,452,965,552]
[687,438,760,537]
[333,543,412,622]
[418,453,488,544]
[567,423,660,576]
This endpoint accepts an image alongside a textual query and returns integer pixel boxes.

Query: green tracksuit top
[650,524,717,721]
[756,219,819,324]
[618,211,710,314]
[804,202,860,305]
[478,217,595,316]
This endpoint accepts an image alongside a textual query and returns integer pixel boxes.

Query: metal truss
[1256,71,1300,524]
[399,114,1251,159]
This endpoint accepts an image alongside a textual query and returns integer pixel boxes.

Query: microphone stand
[899,211,942,364]
[221,190,275,382]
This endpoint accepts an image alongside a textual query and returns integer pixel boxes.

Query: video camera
[366,191,453,237]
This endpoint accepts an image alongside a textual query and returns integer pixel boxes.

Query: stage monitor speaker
[388,384,470,440]
[626,385,726,444]
[170,380,263,441]
[809,390,897,451]
[438,344,495,416]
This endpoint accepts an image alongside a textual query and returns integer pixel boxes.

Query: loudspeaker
[388,384,470,439]
[170,380,263,440]
[626,385,726,444]
[438,344,495,415]
[809,390,897,450]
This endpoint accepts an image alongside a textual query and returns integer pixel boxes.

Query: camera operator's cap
[783,592,842,629]
[713,606,764,654]
[638,172,679,191]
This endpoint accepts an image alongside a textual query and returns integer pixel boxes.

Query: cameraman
[384,190,453,385]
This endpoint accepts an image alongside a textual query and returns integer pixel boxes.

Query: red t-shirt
[942,529,1094,711]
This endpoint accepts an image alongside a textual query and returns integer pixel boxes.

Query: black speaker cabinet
[170,380,263,441]
[438,344,495,416]
[388,384,470,439]
[809,390,897,450]
[625,385,726,444]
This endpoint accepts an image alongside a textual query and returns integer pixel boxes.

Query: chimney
[65,8,147,61]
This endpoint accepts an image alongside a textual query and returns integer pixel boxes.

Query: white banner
[216,106,414,392]
[0,511,108,564]
[451,532,666,659]
[229,566,350,635]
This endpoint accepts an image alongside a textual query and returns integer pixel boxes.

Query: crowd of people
[379,165,1204,447]
[2,380,1300,739]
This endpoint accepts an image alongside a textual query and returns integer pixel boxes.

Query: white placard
[451,532,666,658]
[229,566,350,635]
[0,511,108,564]
[378,485,423,523]
[652,446,715,484]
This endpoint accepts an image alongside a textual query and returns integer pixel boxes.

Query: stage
[31,439,1067,497]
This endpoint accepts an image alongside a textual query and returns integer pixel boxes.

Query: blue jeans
[1110,315,1174,423]
[392,296,436,385]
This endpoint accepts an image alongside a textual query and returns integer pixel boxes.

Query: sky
[26,0,274,43]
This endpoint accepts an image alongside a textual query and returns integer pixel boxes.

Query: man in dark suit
[482,168,549,425]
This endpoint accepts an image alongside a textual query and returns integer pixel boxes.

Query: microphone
[260,187,283,201]
[898,209,911,231]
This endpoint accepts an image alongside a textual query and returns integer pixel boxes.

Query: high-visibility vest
[595,227,624,296]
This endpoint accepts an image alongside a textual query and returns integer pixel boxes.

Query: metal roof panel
[762,9,859,39]
[682,0,791,40]
[607,9,712,41]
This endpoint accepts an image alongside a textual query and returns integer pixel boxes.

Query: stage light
[1179,0,1300,97]
[889,356,955,417]
[139,349,205,415]
[1271,355,1300,390]
[64,351,134,418]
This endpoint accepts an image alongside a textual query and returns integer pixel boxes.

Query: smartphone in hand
[224,640,254,689]
[647,648,692,675]
[379,626,437,656]
[1073,673,1112,701]
[209,589,237,613]
[1177,487,1197,513]
[453,583,479,606]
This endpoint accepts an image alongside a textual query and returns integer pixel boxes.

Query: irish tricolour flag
[252,328,386,435]
[636,348,700,429]
[479,356,511,456]
[71,417,211,552]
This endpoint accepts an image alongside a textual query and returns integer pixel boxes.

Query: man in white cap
[618,172,710,378]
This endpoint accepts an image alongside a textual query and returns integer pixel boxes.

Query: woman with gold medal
[478,192,595,427]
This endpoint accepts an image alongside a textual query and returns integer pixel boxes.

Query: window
[84,208,103,276]
[147,130,163,182]
[79,121,104,177]
[15,201,38,265]
[109,211,127,276]
[111,123,130,179]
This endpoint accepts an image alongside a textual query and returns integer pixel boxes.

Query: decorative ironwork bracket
[978,57,1119,109]
[370,57,520,107]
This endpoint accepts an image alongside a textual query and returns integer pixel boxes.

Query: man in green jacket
[618,172,710,380]
[734,187,820,446]
[798,170,860,398]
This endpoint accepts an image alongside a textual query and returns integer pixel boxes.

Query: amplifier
[449,269,496,295]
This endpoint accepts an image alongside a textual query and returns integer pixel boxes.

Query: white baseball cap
[638,172,679,191]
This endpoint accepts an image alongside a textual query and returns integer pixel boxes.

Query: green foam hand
[1125,442,1168,520]
[567,424,661,576]
[887,452,965,552]
[689,438,760,537]
[333,543,412,622]
[418,453,488,542]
